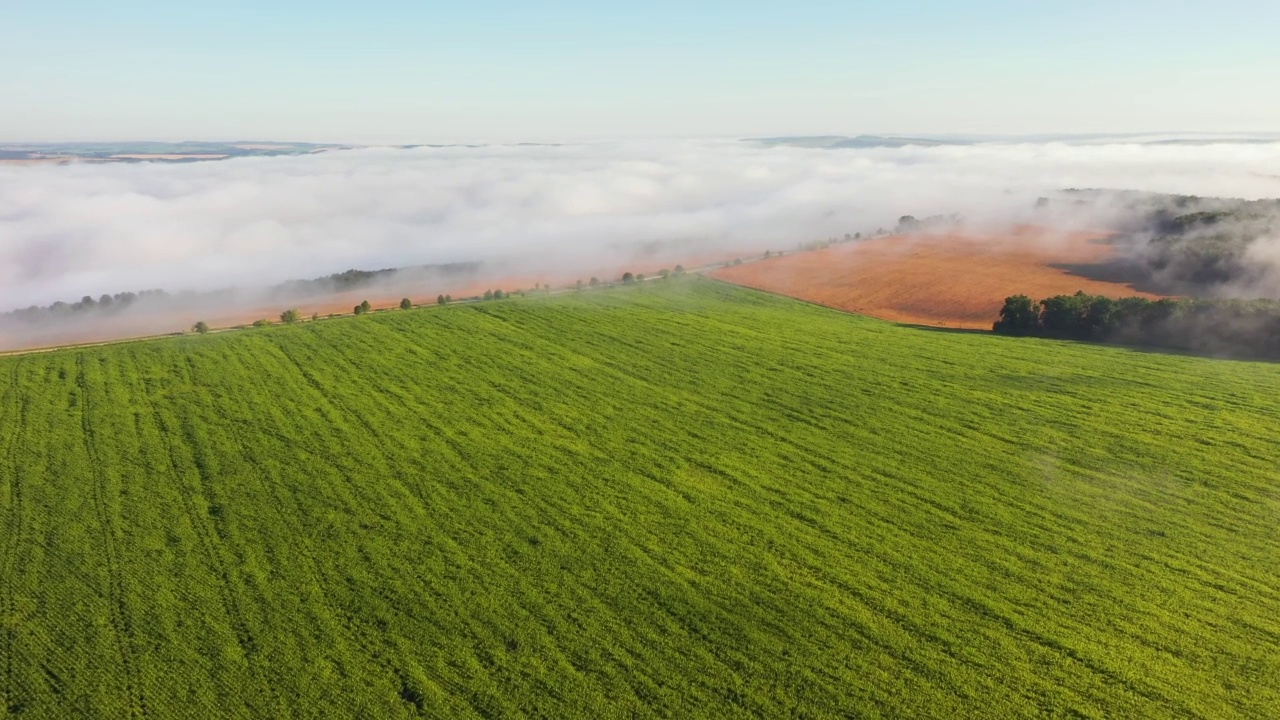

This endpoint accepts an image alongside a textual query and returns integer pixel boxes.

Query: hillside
[0,142,339,164]
[1044,191,1280,296]
[2,279,1279,718]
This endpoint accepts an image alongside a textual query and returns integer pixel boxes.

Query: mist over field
[3,139,1280,313]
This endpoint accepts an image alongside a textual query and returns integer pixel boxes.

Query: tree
[658,269,670,279]
[311,312,319,322]
[494,289,506,300]
[354,303,367,315]
[445,295,452,303]
[400,298,412,310]
[589,277,600,288]
[280,308,300,324]
[992,295,1041,335]
[483,290,494,301]
[1082,295,1116,339]
[575,279,584,290]
[636,273,646,282]
[622,272,635,284]
[1039,291,1091,339]
[192,321,209,334]
[437,294,447,306]
[252,319,270,328]
[673,265,685,276]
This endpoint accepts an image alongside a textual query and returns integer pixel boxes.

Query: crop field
[1,279,1278,718]
[713,228,1163,328]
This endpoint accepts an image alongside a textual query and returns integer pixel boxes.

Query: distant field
[713,228,1163,328]
[1,279,1278,718]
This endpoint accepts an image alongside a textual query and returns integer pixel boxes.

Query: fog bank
[3,139,1280,312]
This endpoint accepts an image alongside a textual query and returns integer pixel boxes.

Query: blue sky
[3,1,1278,142]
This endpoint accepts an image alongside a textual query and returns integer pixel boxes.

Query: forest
[1054,190,1280,295]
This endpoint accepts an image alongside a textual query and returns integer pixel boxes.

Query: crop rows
[0,279,1278,717]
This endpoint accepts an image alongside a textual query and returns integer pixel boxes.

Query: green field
[2,279,1278,718]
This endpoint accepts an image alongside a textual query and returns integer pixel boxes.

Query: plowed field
[712,228,1164,328]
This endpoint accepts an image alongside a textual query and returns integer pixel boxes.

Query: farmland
[713,228,1163,328]
[2,279,1279,718]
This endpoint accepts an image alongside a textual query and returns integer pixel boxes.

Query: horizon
[6,131,1280,151]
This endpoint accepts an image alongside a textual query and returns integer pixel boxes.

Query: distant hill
[751,134,1280,148]
[1043,190,1280,296]
[750,135,968,149]
[0,141,345,163]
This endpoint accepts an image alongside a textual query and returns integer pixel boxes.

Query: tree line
[2,289,170,325]
[994,291,1280,359]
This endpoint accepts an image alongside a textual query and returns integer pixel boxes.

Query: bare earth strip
[711,228,1165,329]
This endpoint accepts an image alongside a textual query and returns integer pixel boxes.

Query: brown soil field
[711,227,1165,329]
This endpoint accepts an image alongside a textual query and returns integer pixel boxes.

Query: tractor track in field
[77,355,148,719]
[206,343,419,714]
[171,351,295,714]
[141,358,261,666]
[229,337,488,715]
[1,360,28,714]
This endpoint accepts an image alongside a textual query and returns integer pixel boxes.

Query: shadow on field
[894,323,989,335]
[1047,257,1171,295]
[899,322,1277,364]
[1101,341,1280,364]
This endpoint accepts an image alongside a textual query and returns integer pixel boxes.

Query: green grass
[2,278,1279,718]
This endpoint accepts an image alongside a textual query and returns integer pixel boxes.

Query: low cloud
[3,139,1280,311]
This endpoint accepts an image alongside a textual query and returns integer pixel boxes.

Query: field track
[712,228,1163,328]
